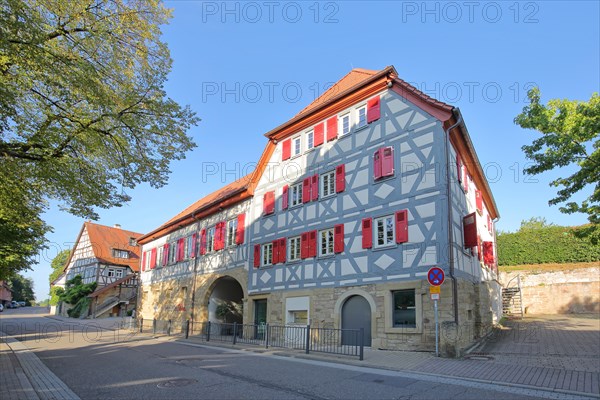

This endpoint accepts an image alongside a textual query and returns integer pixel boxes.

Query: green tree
[9,274,35,303]
[515,89,599,243]
[49,248,71,284]
[519,217,555,231]
[0,0,199,277]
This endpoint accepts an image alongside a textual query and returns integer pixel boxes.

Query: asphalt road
[0,308,563,400]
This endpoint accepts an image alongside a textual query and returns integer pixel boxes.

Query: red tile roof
[295,68,379,117]
[137,173,253,243]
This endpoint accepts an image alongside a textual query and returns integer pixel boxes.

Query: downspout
[189,212,200,329]
[444,110,463,324]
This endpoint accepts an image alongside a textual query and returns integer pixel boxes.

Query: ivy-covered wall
[497,225,600,266]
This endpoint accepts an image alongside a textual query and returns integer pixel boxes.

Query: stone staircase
[502,275,524,318]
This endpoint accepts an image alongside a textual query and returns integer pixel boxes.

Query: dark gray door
[341,295,371,346]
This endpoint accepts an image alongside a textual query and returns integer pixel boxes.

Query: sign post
[427,267,445,357]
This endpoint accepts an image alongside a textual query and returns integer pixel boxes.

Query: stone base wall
[500,267,600,315]
[246,277,501,358]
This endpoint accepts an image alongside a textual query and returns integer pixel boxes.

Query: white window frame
[116,269,124,279]
[186,235,195,258]
[290,182,303,208]
[206,227,215,253]
[320,170,336,199]
[292,136,302,157]
[168,242,177,264]
[374,215,395,248]
[356,105,367,129]
[288,236,301,262]
[262,243,273,267]
[339,113,351,136]
[107,268,115,277]
[319,228,334,257]
[306,130,314,150]
[157,246,163,267]
[226,219,237,247]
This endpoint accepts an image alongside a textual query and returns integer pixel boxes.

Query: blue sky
[28,1,599,299]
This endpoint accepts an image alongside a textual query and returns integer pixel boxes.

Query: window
[182,237,189,260]
[116,269,123,279]
[292,136,301,157]
[374,146,395,180]
[226,219,237,247]
[157,246,163,267]
[306,130,314,150]
[112,249,129,259]
[290,310,308,324]
[107,268,115,277]
[128,237,137,246]
[392,289,416,328]
[288,236,301,262]
[319,228,334,257]
[340,113,351,136]
[168,242,177,264]
[207,227,215,253]
[375,215,395,248]
[186,235,194,258]
[290,182,303,208]
[320,171,336,198]
[262,243,273,266]
[357,105,367,128]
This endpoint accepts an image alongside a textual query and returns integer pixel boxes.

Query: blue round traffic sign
[427,267,445,286]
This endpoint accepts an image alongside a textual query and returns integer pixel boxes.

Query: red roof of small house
[137,173,253,244]
[64,222,143,272]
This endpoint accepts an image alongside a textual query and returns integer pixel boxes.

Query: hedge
[497,225,600,266]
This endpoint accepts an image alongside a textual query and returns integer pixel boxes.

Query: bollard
[153,318,156,335]
[185,320,190,339]
[265,324,269,349]
[359,328,364,361]
[232,322,237,345]
[167,319,172,336]
[206,321,211,342]
[305,325,311,354]
[139,317,143,333]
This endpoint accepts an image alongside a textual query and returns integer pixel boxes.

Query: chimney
[114,224,121,229]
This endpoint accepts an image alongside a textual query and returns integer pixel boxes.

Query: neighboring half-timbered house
[137,66,501,356]
[54,221,142,318]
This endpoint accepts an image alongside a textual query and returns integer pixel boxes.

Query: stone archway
[206,276,244,324]
[341,295,372,346]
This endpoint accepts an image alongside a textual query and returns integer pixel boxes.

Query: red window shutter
[278,238,286,263]
[176,238,183,261]
[213,224,220,251]
[253,244,261,268]
[282,139,291,161]
[311,174,319,201]
[395,210,409,244]
[326,116,338,141]
[335,164,345,193]
[141,251,147,271]
[200,229,207,255]
[382,146,394,177]
[475,190,483,214]
[314,122,324,147]
[217,221,226,250]
[236,214,246,244]
[367,96,381,123]
[456,154,463,184]
[373,149,382,180]
[282,185,289,210]
[463,212,478,248]
[483,241,494,265]
[477,236,483,261]
[309,230,317,258]
[301,232,309,259]
[191,233,197,258]
[150,248,157,269]
[334,224,344,253]
[362,218,373,249]
[264,191,275,215]
[463,167,469,192]
[272,240,279,264]
[163,243,169,265]
[302,177,311,203]
[487,215,493,234]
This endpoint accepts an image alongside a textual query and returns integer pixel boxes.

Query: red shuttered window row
[253,224,345,268]
[142,213,246,271]
[361,209,409,249]
[281,96,381,162]
[267,164,346,215]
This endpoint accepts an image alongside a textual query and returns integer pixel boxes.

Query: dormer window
[112,249,129,259]
[129,237,137,246]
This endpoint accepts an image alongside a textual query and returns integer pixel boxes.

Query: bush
[497,225,600,266]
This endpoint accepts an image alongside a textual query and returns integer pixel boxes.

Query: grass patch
[499,261,599,273]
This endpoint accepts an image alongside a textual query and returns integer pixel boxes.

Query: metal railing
[188,321,363,360]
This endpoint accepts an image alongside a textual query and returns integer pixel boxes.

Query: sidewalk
[0,331,80,400]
